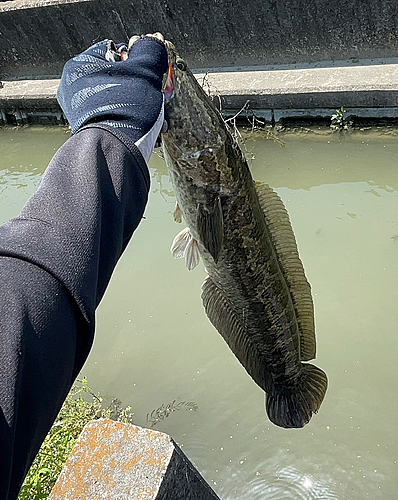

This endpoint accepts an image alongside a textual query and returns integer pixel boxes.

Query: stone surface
[204,63,398,111]
[2,0,398,78]
[0,79,59,107]
[48,419,220,500]
[2,64,398,124]
[2,0,398,121]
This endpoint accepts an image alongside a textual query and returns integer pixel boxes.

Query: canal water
[1,125,397,499]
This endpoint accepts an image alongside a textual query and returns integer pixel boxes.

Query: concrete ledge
[204,63,398,112]
[48,419,220,500]
[0,79,63,125]
[0,79,59,108]
[206,63,398,94]
[1,63,398,125]
[273,107,398,123]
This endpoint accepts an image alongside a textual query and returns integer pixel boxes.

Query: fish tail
[265,363,328,428]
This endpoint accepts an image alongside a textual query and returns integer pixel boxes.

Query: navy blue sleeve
[0,126,150,499]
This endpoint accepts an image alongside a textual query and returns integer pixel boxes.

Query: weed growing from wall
[17,378,134,500]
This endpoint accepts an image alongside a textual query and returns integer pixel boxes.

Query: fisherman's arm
[0,36,168,499]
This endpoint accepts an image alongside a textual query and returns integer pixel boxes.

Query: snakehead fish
[161,43,328,428]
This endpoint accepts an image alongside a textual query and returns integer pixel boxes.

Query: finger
[128,35,140,50]
[116,43,129,62]
[128,33,166,51]
[146,32,165,42]
[104,41,129,62]
[104,40,119,62]
[124,35,168,79]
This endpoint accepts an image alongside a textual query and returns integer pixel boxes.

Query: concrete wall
[1,0,398,79]
[49,419,220,500]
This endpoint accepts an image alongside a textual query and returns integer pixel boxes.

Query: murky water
[1,125,397,499]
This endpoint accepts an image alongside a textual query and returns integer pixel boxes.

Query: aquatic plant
[331,106,351,131]
[17,378,134,500]
[147,399,198,428]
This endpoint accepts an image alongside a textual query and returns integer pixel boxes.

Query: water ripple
[215,463,347,500]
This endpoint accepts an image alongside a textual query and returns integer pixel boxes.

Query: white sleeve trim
[135,96,165,164]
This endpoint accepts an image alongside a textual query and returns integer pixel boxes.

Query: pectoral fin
[185,236,200,270]
[196,197,223,263]
[171,227,200,270]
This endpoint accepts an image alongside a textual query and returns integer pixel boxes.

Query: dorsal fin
[255,181,316,361]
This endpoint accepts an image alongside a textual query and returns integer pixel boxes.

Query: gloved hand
[57,34,168,163]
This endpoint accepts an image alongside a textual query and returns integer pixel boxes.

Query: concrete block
[223,108,273,123]
[48,419,220,500]
[274,108,335,122]
[273,107,398,123]
[205,64,398,110]
[343,107,398,119]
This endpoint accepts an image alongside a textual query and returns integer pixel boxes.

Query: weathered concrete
[203,62,398,112]
[2,62,398,125]
[0,79,65,124]
[1,0,398,122]
[0,79,59,108]
[48,419,220,500]
[2,0,398,79]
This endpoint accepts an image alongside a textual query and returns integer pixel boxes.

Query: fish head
[161,42,231,185]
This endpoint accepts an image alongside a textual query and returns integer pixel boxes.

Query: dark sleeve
[0,125,150,499]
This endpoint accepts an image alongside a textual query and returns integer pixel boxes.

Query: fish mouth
[163,60,174,100]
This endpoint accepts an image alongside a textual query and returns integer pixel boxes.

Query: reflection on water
[1,126,398,499]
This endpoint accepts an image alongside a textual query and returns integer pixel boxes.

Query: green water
[1,125,397,499]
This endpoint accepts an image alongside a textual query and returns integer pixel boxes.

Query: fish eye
[176,59,187,71]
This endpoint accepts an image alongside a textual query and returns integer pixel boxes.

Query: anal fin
[201,276,267,391]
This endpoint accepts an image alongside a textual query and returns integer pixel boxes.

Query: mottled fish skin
[162,43,327,428]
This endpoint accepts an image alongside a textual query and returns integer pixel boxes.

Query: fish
[161,43,328,428]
